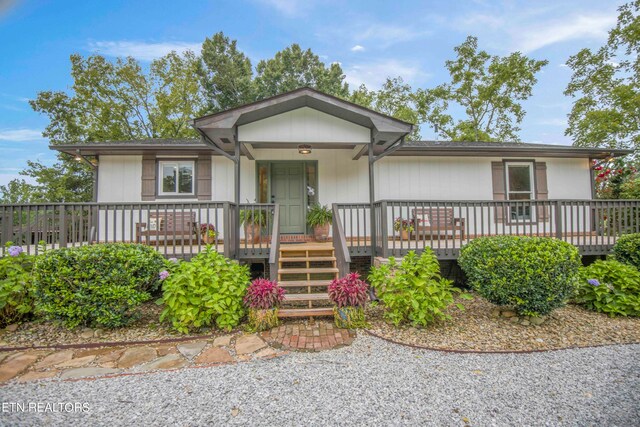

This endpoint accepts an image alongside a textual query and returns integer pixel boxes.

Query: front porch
[2,199,638,276]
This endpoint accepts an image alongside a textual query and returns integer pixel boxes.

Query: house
[5,88,634,286]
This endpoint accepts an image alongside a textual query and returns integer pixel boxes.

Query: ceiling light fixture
[298,144,312,155]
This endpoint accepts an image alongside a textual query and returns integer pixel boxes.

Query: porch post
[234,128,241,259]
[368,136,376,264]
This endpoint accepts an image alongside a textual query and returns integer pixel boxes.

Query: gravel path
[0,335,638,426]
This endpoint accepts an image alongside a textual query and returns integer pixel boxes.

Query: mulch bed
[0,303,228,350]
[365,293,640,352]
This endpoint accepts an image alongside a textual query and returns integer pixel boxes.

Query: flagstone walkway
[0,322,355,384]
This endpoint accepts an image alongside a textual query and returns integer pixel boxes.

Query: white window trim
[505,161,535,199]
[158,160,195,196]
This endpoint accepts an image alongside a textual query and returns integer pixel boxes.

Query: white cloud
[351,45,365,52]
[355,23,430,48]
[344,59,428,90]
[537,118,567,127]
[88,41,201,61]
[513,14,616,53]
[256,0,308,16]
[0,129,43,142]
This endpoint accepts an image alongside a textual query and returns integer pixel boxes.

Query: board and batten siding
[237,107,370,144]
[97,155,143,202]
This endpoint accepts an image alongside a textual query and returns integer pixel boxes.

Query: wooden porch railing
[332,203,351,276]
[269,204,280,281]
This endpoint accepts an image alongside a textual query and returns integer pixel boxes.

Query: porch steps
[277,243,338,319]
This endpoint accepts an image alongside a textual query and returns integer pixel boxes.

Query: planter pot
[248,308,279,331]
[201,233,216,245]
[313,223,330,242]
[333,306,367,329]
[244,223,262,244]
[400,229,410,240]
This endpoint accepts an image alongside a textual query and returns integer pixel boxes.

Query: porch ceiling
[192,87,413,155]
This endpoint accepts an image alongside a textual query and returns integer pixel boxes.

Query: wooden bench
[136,212,197,245]
[412,207,465,240]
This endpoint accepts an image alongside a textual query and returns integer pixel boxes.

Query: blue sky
[0,0,623,186]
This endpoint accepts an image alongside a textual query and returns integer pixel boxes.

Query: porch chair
[135,211,197,245]
[412,207,465,240]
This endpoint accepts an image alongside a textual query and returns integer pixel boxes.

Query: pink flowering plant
[393,217,414,233]
[328,273,369,328]
[244,278,286,331]
[199,223,217,238]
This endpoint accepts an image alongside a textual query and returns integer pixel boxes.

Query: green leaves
[564,1,639,150]
[159,247,249,333]
[576,260,640,317]
[369,249,460,327]
[414,36,547,142]
[0,244,36,327]
[459,236,581,316]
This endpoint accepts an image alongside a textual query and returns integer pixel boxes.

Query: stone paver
[195,347,234,364]
[262,321,356,352]
[1,332,286,384]
[235,334,267,355]
[177,341,207,360]
[117,347,157,369]
[139,354,188,371]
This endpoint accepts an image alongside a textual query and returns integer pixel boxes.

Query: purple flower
[587,279,600,287]
[159,270,170,280]
[8,246,23,257]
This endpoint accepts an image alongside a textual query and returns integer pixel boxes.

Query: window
[158,161,194,196]
[506,162,534,221]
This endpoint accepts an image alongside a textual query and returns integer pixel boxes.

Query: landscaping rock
[235,334,266,355]
[212,334,233,347]
[139,354,187,371]
[96,349,125,366]
[177,341,207,360]
[79,329,94,340]
[75,347,121,358]
[521,320,530,326]
[155,344,178,356]
[59,367,120,380]
[530,316,546,326]
[0,354,38,382]
[501,310,516,318]
[490,309,501,318]
[34,350,74,369]
[16,370,59,382]
[195,347,233,364]
[5,324,19,332]
[117,347,157,369]
[255,348,277,358]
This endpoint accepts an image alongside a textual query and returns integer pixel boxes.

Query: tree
[254,44,349,99]
[200,32,255,112]
[565,1,639,150]
[350,78,421,140]
[1,51,206,203]
[414,36,548,142]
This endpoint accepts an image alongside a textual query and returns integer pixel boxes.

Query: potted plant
[307,204,332,242]
[328,272,369,329]
[244,278,286,331]
[394,217,414,240]
[240,209,269,244]
[199,223,217,244]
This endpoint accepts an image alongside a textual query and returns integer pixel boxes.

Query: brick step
[283,293,330,302]
[278,268,339,275]
[277,280,332,288]
[278,307,334,318]
[279,256,336,263]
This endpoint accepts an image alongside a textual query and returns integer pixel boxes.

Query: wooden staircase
[277,244,337,318]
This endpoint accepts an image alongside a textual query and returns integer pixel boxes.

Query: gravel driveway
[0,335,638,426]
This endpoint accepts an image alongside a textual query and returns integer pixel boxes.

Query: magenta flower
[159,270,170,280]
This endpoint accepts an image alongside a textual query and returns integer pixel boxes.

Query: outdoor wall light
[298,144,312,155]
[74,149,82,162]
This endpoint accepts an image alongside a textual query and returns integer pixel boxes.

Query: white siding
[237,107,370,144]
[97,155,142,202]
[545,157,592,199]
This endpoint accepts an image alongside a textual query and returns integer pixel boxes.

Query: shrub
[159,248,249,333]
[369,249,465,327]
[576,260,640,317]
[33,243,166,328]
[612,233,640,270]
[458,236,581,316]
[244,278,285,331]
[329,273,369,328]
[0,244,36,328]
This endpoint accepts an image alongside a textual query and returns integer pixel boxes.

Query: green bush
[0,244,36,328]
[159,248,249,333]
[458,236,581,316]
[613,233,640,270]
[33,243,166,328]
[576,260,640,317]
[369,249,467,327]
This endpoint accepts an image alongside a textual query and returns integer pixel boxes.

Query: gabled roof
[192,87,414,154]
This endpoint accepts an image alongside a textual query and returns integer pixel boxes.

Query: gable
[237,107,371,144]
